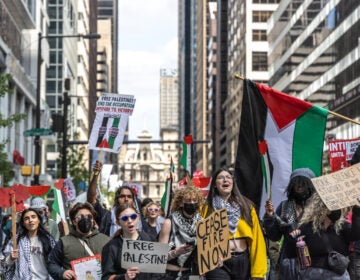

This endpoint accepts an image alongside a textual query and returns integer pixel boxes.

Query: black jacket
[101,231,153,280]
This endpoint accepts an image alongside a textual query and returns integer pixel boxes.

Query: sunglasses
[75,214,93,220]
[120,213,138,222]
[119,194,133,199]
[148,208,159,213]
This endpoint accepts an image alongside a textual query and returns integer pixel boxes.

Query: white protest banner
[312,163,360,210]
[71,254,102,280]
[121,239,168,273]
[196,208,231,275]
[88,94,136,153]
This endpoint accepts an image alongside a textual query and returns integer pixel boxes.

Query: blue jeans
[348,252,360,280]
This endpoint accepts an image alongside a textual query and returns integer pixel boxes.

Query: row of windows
[253,0,281,3]
[253,11,273,22]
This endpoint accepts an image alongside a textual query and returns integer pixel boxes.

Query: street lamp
[33,32,101,185]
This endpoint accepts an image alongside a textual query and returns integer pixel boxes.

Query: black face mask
[77,218,93,234]
[327,210,342,222]
[183,203,199,216]
[292,191,311,204]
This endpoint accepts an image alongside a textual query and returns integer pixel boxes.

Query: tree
[57,132,90,194]
[0,74,26,186]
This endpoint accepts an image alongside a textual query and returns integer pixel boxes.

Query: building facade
[268,0,360,141]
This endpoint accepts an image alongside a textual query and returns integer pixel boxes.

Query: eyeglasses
[120,213,138,222]
[119,194,133,199]
[75,214,93,220]
[216,175,233,181]
[147,208,159,213]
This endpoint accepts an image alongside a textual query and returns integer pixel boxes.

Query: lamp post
[33,32,101,185]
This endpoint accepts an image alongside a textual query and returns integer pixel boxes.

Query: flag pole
[234,73,360,126]
[11,193,17,250]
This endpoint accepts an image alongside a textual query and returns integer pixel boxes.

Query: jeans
[205,251,250,280]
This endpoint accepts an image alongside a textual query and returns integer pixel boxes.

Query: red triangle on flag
[98,139,110,148]
[257,83,312,130]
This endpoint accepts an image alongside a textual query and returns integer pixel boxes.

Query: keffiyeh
[212,195,241,233]
[170,211,202,267]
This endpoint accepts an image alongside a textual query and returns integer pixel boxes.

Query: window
[253,11,273,22]
[253,30,267,41]
[252,52,268,71]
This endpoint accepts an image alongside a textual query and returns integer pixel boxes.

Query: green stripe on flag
[293,105,328,176]
[180,142,188,170]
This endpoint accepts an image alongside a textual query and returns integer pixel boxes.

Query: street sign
[23,128,53,137]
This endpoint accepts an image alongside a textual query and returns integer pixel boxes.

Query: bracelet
[93,171,100,176]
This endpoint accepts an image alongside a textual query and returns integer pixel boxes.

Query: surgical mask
[327,210,342,222]
[183,203,199,216]
[77,218,93,234]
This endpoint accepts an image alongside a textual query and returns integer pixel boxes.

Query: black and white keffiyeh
[212,195,241,233]
[170,211,202,267]
[275,200,297,228]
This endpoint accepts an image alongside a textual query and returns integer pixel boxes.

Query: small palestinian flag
[180,134,193,175]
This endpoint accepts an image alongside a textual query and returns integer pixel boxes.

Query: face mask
[183,203,199,216]
[327,210,342,222]
[40,214,48,225]
[77,218,93,234]
[293,191,310,204]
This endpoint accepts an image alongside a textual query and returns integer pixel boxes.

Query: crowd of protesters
[0,153,359,280]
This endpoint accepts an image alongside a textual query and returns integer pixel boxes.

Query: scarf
[212,195,240,233]
[170,211,202,267]
[2,235,55,280]
[275,200,298,228]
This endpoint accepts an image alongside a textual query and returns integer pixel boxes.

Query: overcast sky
[118,0,178,140]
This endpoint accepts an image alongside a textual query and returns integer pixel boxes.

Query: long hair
[170,186,205,213]
[18,208,53,257]
[207,168,253,227]
[299,193,344,234]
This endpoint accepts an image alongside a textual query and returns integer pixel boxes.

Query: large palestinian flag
[235,79,328,213]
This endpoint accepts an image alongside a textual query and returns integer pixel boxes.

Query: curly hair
[299,193,344,234]
[171,186,205,213]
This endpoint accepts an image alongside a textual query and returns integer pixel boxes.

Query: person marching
[2,208,56,280]
[263,167,316,279]
[201,168,267,280]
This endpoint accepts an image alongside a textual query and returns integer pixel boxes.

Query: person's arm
[88,160,102,204]
[248,207,268,279]
[47,240,68,280]
[263,201,284,241]
[101,242,126,280]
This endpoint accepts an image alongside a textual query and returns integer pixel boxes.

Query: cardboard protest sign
[312,163,360,210]
[71,254,102,280]
[88,94,136,153]
[121,239,168,273]
[196,208,231,275]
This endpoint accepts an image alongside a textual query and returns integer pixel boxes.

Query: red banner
[328,138,360,172]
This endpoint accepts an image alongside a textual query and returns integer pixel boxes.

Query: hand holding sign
[125,267,140,280]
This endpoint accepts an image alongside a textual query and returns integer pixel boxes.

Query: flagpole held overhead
[234,73,360,126]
